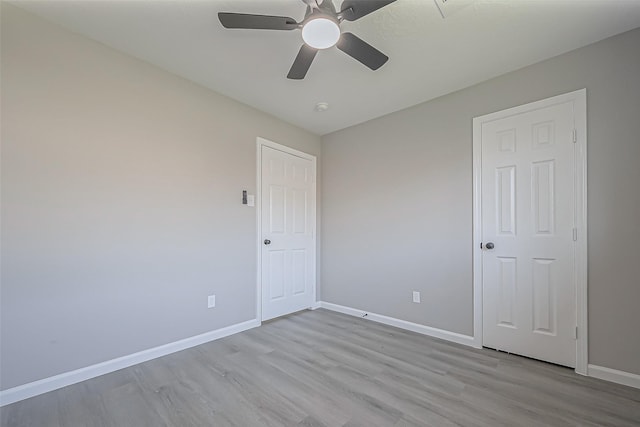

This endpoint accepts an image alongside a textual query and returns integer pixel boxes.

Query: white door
[260,143,316,321]
[480,99,577,367]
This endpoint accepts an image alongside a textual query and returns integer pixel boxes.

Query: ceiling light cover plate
[302,17,341,49]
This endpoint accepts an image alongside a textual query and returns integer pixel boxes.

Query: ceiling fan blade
[218,13,299,30]
[287,44,318,79]
[336,32,388,70]
[339,0,396,21]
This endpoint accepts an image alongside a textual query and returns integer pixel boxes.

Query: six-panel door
[481,101,576,367]
[261,145,316,321]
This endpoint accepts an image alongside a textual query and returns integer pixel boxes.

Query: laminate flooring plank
[100,381,168,427]
[459,384,575,427]
[449,358,639,426]
[170,370,269,426]
[279,317,416,370]
[369,367,507,427]
[324,364,465,427]
[254,335,407,424]
[258,349,403,426]
[258,322,381,377]
[158,347,298,427]
[283,314,464,378]
[2,308,640,427]
[130,357,180,393]
[129,354,232,426]
[223,329,276,355]
[240,347,356,424]
[56,382,110,427]
[199,349,310,427]
[449,364,591,423]
[0,389,61,427]
[494,361,640,422]
[223,350,350,427]
[394,414,436,427]
[298,415,329,427]
[258,326,342,371]
[293,312,640,427]
[261,325,385,378]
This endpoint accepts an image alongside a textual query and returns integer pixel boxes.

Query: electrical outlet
[207,295,216,308]
[412,291,421,303]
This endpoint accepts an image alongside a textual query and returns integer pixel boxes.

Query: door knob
[264,239,271,245]
[485,242,495,250]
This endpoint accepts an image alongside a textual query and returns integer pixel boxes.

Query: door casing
[472,89,588,375]
[256,137,317,322]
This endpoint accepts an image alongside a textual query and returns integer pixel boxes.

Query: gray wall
[322,28,640,375]
[0,4,321,390]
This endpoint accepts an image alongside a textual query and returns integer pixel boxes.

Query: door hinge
[572,128,577,143]
[575,326,578,340]
[573,228,578,241]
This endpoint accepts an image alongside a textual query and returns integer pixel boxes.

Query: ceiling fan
[218,0,397,79]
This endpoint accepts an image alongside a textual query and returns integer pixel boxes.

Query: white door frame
[256,137,317,322]
[472,89,588,374]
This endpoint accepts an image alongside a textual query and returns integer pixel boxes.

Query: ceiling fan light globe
[301,17,340,49]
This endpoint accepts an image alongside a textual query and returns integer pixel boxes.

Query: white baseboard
[318,301,477,348]
[6,310,635,408]
[588,364,640,389]
[0,318,260,407]
[320,302,639,389]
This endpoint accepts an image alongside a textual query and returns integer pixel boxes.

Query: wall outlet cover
[412,291,421,303]
[207,295,216,308]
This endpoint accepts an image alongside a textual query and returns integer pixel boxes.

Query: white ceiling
[12,0,640,135]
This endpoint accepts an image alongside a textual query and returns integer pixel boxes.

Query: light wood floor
[2,309,639,426]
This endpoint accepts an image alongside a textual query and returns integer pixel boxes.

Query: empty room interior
[1,0,640,425]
